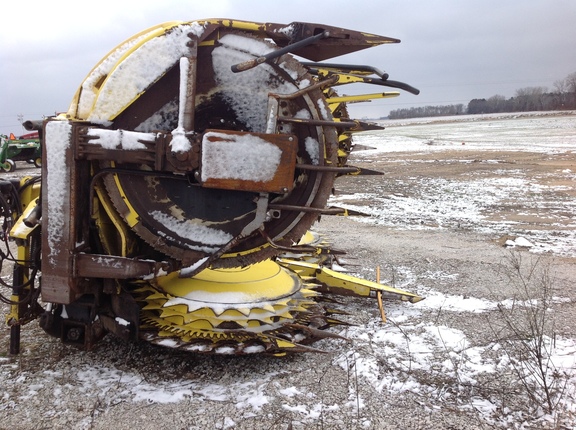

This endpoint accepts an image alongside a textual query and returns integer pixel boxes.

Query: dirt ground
[0,143,575,429]
[335,148,576,231]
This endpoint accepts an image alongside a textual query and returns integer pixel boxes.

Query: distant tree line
[388,104,465,119]
[388,71,576,119]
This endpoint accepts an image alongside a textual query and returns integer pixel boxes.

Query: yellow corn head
[1,19,421,356]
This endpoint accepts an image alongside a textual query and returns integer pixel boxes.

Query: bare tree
[553,78,568,94]
[514,86,547,111]
[564,71,576,93]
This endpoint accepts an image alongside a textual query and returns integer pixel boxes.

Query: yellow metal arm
[327,92,400,105]
[278,258,423,303]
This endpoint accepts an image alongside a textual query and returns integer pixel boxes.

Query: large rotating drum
[66,21,350,271]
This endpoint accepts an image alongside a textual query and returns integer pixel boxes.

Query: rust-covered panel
[40,120,87,304]
[199,130,298,193]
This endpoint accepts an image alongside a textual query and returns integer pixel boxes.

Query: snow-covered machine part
[1,19,421,356]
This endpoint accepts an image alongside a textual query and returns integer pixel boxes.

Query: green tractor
[0,132,42,172]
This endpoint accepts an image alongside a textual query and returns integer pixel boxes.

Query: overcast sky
[1,0,575,135]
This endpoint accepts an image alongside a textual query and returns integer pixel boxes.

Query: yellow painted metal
[327,92,400,104]
[6,294,20,326]
[67,21,184,120]
[156,260,303,301]
[136,260,330,353]
[278,258,423,303]
[91,23,191,120]
[220,242,272,260]
[110,171,140,228]
[10,198,39,240]
[67,18,275,121]
[297,230,318,246]
[6,177,38,326]
[319,71,371,85]
[93,181,133,257]
[16,177,40,213]
[157,305,284,327]
[212,19,263,32]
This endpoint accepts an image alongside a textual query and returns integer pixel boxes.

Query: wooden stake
[375,266,386,323]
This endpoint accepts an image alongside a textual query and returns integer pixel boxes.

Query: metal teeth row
[134,285,348,355]
[139,331,325,355]
[138,285,319,330]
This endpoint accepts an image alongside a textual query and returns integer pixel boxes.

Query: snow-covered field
[332,111,576,257]
[1,112,575,429]
[373,111,576,153]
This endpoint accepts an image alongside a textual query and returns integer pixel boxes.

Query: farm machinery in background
[1,19,421,356]
[0,132,41,172]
